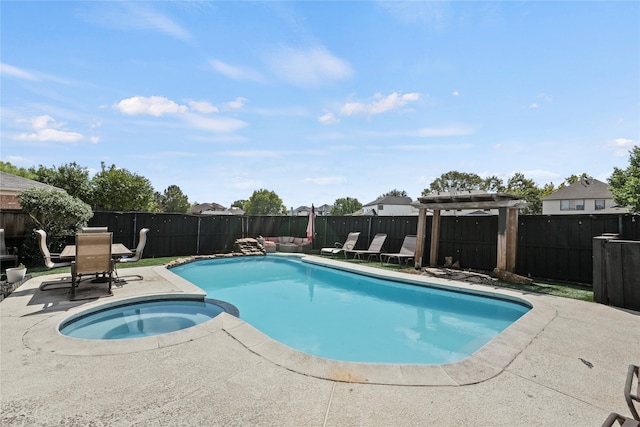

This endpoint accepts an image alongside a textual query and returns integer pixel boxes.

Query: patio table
[60,243,133,260]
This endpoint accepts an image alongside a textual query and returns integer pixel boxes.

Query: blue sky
[1,1,638,210]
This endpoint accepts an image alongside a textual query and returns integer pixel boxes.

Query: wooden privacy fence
[1,210,638,284]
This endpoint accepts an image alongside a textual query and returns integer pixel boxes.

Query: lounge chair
[71,232,115,299]
[0,228,19,269]
[345,233,387,261]
[380,235,417,265]
[320,232,360,258]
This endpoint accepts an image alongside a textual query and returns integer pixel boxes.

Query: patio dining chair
[115,228,149,281]
[81,227,108,233]
[117,228,149,265]
[35,229,72,269]
[71,232,115,299]
[626,364,640,421]
[0,228,19,269]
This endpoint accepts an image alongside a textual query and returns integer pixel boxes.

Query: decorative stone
[493,268,533,285]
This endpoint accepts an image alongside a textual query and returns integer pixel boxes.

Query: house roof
[363,196,413,207]
[542,177,612,200]
[190,202,226,214]
[0,171,64,192]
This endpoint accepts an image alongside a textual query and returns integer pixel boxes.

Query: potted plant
[6,263,26,284]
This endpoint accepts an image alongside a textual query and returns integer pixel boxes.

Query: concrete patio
[1,257,639,426]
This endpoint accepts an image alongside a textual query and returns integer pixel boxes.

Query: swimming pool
[171,257,530,364]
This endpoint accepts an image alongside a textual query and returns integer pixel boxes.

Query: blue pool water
[171,257,530,364]
[60,299,227,340]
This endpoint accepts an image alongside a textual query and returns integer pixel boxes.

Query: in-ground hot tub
[59,298,238,340]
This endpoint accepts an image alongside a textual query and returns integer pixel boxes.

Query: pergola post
[429,209,441,267]
[414,207,428,269]
[412,191,525,273]
[497,207,519,272]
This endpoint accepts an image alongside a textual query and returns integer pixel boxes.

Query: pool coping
[23,256,557,386]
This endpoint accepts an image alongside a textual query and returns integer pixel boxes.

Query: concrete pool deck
[1,256,639,425]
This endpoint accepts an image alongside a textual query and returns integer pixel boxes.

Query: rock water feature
[166,238,267,269]
[234,238,266,255]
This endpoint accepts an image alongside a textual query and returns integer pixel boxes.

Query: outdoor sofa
[258,236,313,253]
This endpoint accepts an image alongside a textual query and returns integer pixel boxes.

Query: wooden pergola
[412,192,527,272]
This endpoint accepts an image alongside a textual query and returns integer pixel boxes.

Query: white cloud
[318,112,339,125]
[605,138,638,156]
[452,90,459,96]
[268,46,353,87]
[529,103,539,109]
[189,100,219,114]
[340,92,421,116]
[80,3,190,41]
[184,113,247,133]
[31,115,55,130]
[13,114,85,143]
[224,97,247,110]
[210,60,263,81]
[115,96,188,116]
[0,63,38,80]
[304,176,346,185]
[135,7,191,41]
[537,93,553,103]
[18,128,83,143]
[360,125,473,138]
[4,156,32,166]
[380,1,449,31]
[231,176,263,190]
[225,150,281,158]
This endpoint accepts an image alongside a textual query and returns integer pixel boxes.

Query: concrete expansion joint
[323,382,336,427]
[509,368,604,410]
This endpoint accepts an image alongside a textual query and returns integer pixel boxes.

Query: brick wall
[0,195,20,210]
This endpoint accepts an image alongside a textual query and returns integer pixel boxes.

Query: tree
[609,146,640,213]
[33,162,93,203]
[330,197,362,215]
[244,189,287,215]
[379,189,408,198]
[564,173,590,186]
[483,175,506,192]
[423,171,485,195]
[159,185,190,213]
[91,163,156,211]
[0,161,37,180]
[505,172,546,215]
[18,188,93,248]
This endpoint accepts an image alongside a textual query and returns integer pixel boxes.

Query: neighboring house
[0,171,65,210]
[190,202,227,215]
[292,204,333,216]
[315,204,332,216]
[360,196,418,216]
[292,206,311,216]
[541,177,629,215]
